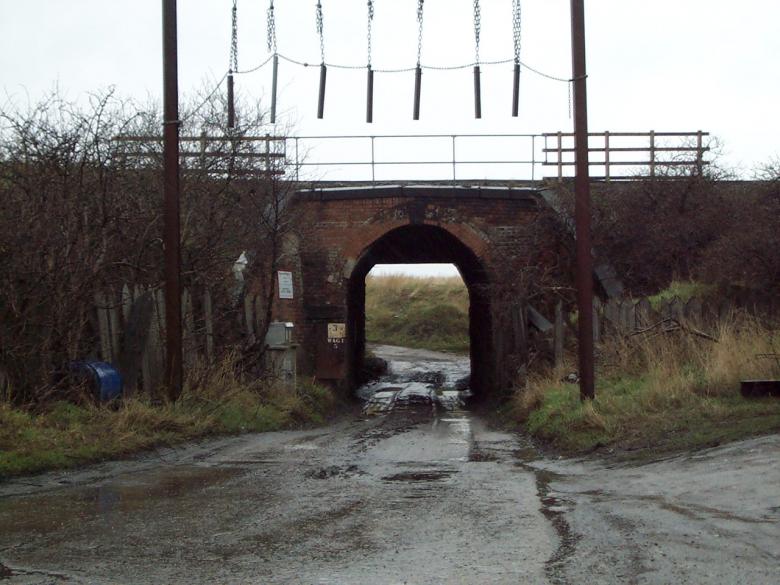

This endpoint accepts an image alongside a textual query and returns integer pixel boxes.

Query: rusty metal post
[162,0,183,401]
[571,0,595,400]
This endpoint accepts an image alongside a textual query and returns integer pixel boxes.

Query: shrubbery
[553,166,780,297]
[0,90,291,403]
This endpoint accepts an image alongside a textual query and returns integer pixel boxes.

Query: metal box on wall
[265,322,297,388]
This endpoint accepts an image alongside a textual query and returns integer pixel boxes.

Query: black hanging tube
[270,54,279,124]
[366,67,374,123]
[413,66,422,120]
[317,64,327,119]
[227,72,235,128]
[512,63,520,117]
[473,65,482,119]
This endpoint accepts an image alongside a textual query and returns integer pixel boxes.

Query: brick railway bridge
[113,130,706,398]
[267,181,619,397]
[243,131,707,397]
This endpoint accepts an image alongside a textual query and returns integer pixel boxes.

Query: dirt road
[0,345,778,584]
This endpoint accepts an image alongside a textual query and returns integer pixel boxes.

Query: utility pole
[570,0,595,400]
[162,0,183,401]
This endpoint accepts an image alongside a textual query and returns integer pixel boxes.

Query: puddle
[468,450,498,462]
[0,465,245,536]
[0,564,69,582]
[534,469,579,584]
[382,469,455,483]
[307,465,362,480]
[358,346,472,417]
[0,563,13,579]
[284,443,320,451]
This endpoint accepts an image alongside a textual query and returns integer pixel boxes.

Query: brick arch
[292,185,551,398]
[345,224,495,397]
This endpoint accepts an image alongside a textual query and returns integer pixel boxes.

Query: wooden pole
[162,0,183,401]
[571,0,595,400]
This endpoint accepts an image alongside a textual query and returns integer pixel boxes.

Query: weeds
[0,355,337,478]
[365,273,469,353]
[511,314,780,455]
[648,280,717,308]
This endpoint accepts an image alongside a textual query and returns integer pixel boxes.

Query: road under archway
[346,224,493,398]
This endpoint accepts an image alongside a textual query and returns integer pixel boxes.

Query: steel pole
[162,0,183,401]
[570,0,595,400]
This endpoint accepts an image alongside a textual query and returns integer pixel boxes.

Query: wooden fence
[92,285,273,395]
[552,294,779,366]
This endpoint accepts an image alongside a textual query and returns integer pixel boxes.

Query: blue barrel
[70,361,123,401]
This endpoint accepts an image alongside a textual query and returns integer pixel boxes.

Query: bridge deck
[294,182,547,202]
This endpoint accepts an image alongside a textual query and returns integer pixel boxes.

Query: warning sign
[327,323,346,342]
[278,271,294,299]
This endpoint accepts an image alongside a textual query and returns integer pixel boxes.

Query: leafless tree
[0,87,297,403]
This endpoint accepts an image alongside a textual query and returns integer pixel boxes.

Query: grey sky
[2,0,778,178]
[3,1,776,276]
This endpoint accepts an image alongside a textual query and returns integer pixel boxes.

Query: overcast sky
[2,0,778,276]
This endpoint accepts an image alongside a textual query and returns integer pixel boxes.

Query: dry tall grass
[365,273,470,352]
[513,314,780,454]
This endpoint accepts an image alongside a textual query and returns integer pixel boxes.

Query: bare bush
[0,88,295,403]
[551,155,779,298]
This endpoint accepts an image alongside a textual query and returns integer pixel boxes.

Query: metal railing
[286,134,541,182]
[115,131,710,182]
[543,131,710,180]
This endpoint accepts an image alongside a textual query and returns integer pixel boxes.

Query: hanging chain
[512,0,522,65]
[473,0,481,64]
[230,0,239,72]
[367,0,374,68]
[416,0,424,66]
[267,0,277,53]
[316,1,325,64]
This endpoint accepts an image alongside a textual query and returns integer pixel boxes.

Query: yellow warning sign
[327,323,346,341]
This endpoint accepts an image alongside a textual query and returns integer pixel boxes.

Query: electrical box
[265,322,294,347]
[264,322,297,389]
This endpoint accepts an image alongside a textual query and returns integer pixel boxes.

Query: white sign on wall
[278,271,294,299]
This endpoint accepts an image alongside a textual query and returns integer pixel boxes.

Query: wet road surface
[1,344,779,584]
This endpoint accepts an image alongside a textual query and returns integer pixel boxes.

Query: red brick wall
[270,187,561,396]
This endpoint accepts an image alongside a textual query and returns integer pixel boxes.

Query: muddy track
[1,345,778,584]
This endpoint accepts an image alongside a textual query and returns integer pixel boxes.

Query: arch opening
[346,224,493,398]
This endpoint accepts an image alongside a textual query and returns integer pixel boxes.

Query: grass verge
[648,280,717,308]
[365,273,469,353]
[0,358,338,479]
[509,315,780,458]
